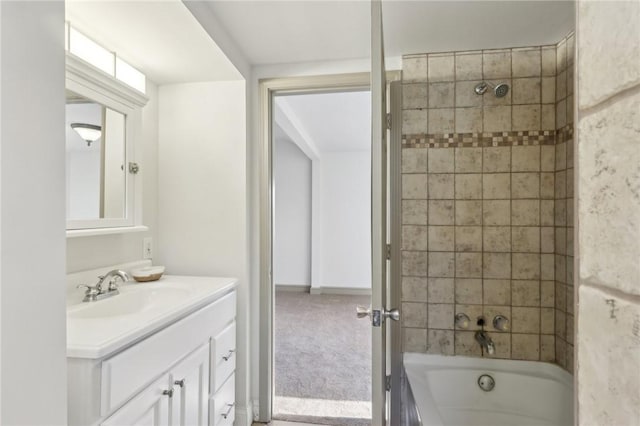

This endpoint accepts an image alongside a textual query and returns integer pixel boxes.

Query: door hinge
[386,244,392,260]
[386,113,392,130]
[385,375,392,391]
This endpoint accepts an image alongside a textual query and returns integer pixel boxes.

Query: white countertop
[67,275,237,359]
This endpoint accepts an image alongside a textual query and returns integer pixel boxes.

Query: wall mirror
[66,52,148,232]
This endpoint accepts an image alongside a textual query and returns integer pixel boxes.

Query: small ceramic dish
[131,266,165,282]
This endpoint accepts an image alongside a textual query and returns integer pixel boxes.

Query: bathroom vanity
[67,275,237,426]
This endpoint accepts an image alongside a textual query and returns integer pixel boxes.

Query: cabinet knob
[222,349,235,361]
[221,403,235,419]
[174,379,185,388]
[162,389,174,398]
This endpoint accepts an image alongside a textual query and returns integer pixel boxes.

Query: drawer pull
[162,389,174,398]
[221,403,235,419]
[222,349,235,361]
[174,379,185,388]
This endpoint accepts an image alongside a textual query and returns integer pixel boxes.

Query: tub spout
[475,330,495,355]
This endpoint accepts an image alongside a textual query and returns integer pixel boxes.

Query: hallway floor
[273,291,372,426]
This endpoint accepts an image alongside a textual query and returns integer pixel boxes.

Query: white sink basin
[67,275,237,359]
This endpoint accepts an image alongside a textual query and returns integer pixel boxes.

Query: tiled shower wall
[400,34,575,370]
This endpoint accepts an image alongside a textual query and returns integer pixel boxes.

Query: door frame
[257,71,401,423]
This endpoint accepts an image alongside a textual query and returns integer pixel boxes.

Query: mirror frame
[65,52,148,231]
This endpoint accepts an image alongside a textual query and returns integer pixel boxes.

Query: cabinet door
[101,375,171,426]
[170,344,210,426]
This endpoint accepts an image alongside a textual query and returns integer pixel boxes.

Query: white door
[101,375,171,426]
[170,344,210,426]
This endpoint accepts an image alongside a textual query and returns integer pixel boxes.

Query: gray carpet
[273,291,372,426]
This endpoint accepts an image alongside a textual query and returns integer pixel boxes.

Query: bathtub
[403,353,573,426]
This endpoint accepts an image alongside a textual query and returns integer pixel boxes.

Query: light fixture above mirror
[70,122,102,146]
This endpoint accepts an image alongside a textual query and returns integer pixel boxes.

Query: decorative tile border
[556,124,574,144]
[402,130,556,149]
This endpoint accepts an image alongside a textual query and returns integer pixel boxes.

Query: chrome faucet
[475,330,496,355]
[77,269,130,302]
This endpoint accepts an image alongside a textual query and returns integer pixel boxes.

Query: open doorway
[272,90,372,426]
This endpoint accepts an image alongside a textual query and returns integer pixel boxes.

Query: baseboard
[310,286,372,296]
[275,284,311,293]
[235,401,254,426]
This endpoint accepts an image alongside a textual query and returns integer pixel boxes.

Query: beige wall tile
[482,200,511,225]
[489,332,512,359]
[403,328,428,352]
[484,279,511,305]
[455,52,482,80]
[403,55,428,82]
[541,308,555,334]
[455,200,483,225]
[428,225,454,251]
[428,303,454,329]
[483,226,511,252]
[483,173,511,199]
[541,254,555,281]
[427,329,454,355]
[512,48,541,78]
[555,308,566,339]
[512,333,540,360]
[455,108,483,133]
[484,106,512,132]
[512,145,541,172]
[556,98,567,128]
[455,148,482,173]
[455,253,483,278]
[455,226,482,252]
[402,148,428,173]
[556,337,567,368]
[483,147,511,172]
[541,280,555,307]
[455,278,483,304]
[402,199,428,225]
[429,108,455,133]
[428,200,454,225]
[555,199,567,226]
[403,109,429,134]
[512,172,540,199]
[555,169,567,198]
[455,174,482,199]
[541,105,556,130]
[428,278,454,303]
[512,280,541,307]
[428,148,454,173]
[428,252,455,277]
[555,255,567,285]
[428,54,455,82]
[555,227,567,255]
[513,77,541,104]
[512,226,540,252]
[540,334,555,362]
[402,302,428,327]
[513,105,541,131]
[402,251,428,276]
[541,77,556,104]
[540,145,555,172]
[566,167,574,198]
[541,226,554,253]
[455,331,482,356]
[556,69,567,102]
[540,172,555,199]
[512,253,541,279]
[403,225,428,251]
[402,276,428,302]
[540,200,554,226]
[512,199,540,226]
[403,83,428,109]
[541,46,557,76]
[428,173,454,199]
[512,307,540,333]
[567,94,575,125]
[429,82,454,108]
[402,174,428,199]
[455,81,483,107]
[483,252,511,279]
[483,50,511,79]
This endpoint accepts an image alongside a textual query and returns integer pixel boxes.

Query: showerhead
[474,81,509,98]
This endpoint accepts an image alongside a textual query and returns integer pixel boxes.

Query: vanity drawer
[101,291,236,416]
[211,322,236,393]
[209,374,235,426]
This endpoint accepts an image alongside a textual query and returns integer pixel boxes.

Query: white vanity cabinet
[67,278,237,426]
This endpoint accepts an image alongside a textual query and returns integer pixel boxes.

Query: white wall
[0,1,67,423]
[66,80,159,273]
[156,80,250,421]
[320,151,371,288]
[273,138,312,286]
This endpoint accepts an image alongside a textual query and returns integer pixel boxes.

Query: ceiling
[202,0,575,66]
[275,91,371,153]
[66,0,242,85]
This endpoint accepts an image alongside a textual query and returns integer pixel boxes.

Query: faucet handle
[76,284,100,301]
[493,315,510,331]
[455,313,471,329]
